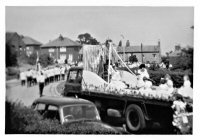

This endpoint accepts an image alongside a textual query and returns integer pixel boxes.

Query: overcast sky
[6,6,194,55]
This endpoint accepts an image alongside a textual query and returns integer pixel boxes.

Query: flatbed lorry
[63,67,174,133]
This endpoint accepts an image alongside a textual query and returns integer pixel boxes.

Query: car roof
[33,96,94,107]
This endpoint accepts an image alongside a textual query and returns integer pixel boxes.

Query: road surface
[6,79,62,107]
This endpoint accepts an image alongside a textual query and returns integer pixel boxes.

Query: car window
[62,105,100,122]
[43,105,60,121]
[68,71,77,83]
[48,105,58,110]
[76,70,82,83]
[36,103,46,111]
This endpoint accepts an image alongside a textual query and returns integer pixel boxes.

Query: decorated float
[64,42,193,134]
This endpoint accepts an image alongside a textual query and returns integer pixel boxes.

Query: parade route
[6,80,63,107]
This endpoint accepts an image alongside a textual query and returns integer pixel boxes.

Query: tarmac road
[6,80,63,107]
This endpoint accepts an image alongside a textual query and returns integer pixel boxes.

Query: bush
[6,45,18,67]
[6,67,20,76]
[39,53,54,67]
[5,101,119,134]
[27,52,37,65]
[129,55,138,63]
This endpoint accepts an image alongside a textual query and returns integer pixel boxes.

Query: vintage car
[31,96,121,133]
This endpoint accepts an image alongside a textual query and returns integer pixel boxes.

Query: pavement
[6,79,63,107]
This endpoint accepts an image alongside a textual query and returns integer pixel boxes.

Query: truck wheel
[125,104,146,133]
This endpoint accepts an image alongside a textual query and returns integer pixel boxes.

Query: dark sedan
[32,96,121,134]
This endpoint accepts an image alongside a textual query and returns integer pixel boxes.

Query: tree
[118,40,122,47]
[126,40,130,47]
[27,52,37,65]
[6,45,18,67]
[39,53,54,67]
[78,33,99,45]
[170,47,193,72]
[129,55,138,63]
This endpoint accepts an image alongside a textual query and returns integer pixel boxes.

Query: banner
[83,45,105,74]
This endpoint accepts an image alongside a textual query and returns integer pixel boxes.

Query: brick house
[117,41,161,63]
[21,36,42,57]
[41,34,82,63]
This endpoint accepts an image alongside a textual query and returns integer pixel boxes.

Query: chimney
[59,34,64,41]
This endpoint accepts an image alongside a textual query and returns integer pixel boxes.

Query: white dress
[178,80,193,99]
[109,70,127,90]
[138,69,149,79]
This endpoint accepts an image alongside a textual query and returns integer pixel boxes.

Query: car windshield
[62,104,100,122]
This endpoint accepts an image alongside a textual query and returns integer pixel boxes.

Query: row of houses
[6,31,161,64]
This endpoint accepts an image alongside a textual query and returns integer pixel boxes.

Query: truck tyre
[125,104,146,133]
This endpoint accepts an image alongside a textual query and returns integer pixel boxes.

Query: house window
[49,48,54,52]
[153,54,156,58]
[60,47,66,52]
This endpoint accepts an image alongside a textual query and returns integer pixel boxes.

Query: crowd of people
[19,64,69,96]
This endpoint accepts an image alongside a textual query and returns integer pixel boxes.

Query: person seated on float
[136,75,145,89]
[177,74,193,99]
[108,64,127,89]
[158,78,168,90]
[138,76,155,96]
[164,74,174,94]
[137,64,149,79]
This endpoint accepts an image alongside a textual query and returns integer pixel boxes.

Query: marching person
[38,71,45,97]
[32,69,37,86]
[61,66,66,80]
[20,71,26,86]
[26,69,32,87]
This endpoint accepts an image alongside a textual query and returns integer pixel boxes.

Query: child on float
[138,76,154,96]
[164,74,174,94]
[177,74,193,99]
[158,78,168,90]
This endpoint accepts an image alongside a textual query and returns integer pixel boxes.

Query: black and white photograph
[2,0,198,136]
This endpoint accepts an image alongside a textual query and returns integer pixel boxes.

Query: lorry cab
[64,67,83,97]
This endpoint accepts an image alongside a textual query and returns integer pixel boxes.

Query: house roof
[6,32,25,46]
[41,34,81,48]
[21,36,42,46]
[117,45,160,53]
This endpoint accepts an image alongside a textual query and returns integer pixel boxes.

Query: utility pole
[141,43,143,63]
[120,34,125,62]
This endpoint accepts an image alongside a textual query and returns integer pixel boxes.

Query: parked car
[31,96,121,134]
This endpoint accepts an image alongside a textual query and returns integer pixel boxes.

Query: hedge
[5,101,119,134]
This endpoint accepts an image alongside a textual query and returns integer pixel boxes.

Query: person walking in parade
[20,71,26,86]
[38,71,45,97]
